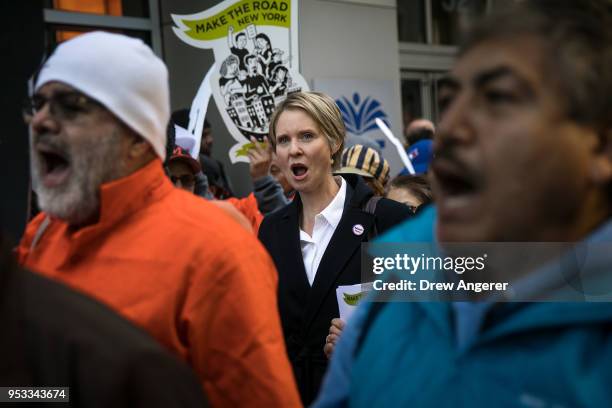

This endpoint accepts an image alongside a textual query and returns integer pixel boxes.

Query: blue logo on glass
[335,93,390,135]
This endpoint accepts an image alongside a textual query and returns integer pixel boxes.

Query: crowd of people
[3,0,612,407]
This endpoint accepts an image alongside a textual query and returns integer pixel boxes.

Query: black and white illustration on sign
[172,0,309,163]
[219,24,301,141]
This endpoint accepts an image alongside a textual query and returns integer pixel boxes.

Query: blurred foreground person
[316,1,612,406]
[0,233,207,407]
[259,92,411,405]
[17,32,300,407]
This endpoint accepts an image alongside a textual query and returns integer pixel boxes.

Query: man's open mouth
[432,158,480,198]
[37,145,71,188]
[431,157,484,220]
[290,163,308,180]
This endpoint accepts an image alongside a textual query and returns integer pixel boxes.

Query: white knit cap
[35,31,170,161]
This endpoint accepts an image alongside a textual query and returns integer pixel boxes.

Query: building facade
[3,0,504,239]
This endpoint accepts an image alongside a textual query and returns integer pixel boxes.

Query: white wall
[300,0,399,82]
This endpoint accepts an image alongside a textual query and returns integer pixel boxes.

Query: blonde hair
[268,91,345,170]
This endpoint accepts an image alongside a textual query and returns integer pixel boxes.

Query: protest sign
[172,0,309,163]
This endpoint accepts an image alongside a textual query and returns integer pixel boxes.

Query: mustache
[32,133,70,154]
[432,142,467,171]
[431,142,483,186]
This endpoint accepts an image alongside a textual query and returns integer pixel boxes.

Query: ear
[128,137,153,160]
[591,128,612,185]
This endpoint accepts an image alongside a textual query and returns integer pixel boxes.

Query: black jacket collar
[280,174,374,220]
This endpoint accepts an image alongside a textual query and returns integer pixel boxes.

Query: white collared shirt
[300,177,347,286]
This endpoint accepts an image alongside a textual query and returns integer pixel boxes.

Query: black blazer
[258,174,412,405]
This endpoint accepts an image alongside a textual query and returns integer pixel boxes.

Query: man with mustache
[17,31,300,408]
[314,1,612,406]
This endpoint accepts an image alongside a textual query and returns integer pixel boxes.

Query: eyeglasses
[23,91,103,123]
[170,174,196,187]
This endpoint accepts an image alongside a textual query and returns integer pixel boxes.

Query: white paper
[336,282,372,323]
[174,124,195,154]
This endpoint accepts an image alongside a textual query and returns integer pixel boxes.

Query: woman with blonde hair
[258,91,411,405]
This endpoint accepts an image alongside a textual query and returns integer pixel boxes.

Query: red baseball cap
[169,146,201,174]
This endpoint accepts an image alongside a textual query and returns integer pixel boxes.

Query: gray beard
[31,129,127,227]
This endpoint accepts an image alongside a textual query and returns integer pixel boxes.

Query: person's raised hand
[247,136,272,180]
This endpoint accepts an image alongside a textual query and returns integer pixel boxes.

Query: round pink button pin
[352,224,364,236]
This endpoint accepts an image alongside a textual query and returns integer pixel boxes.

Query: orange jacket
[226,193,264,235]
[211,199,254,233]
[17,160,301,408]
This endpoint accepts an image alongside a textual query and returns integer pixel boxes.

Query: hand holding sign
[324,318,346,359]
[247,136,273,179]
[235,140,267,157]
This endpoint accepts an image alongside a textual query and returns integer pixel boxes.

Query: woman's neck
[300,175,341,235]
